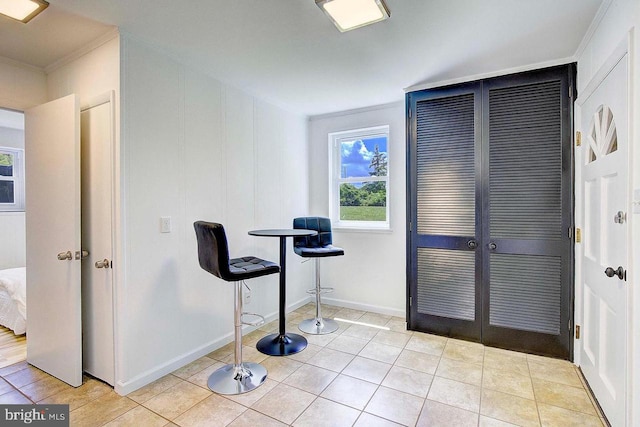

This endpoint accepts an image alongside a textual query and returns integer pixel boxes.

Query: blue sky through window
[340,136,387,179]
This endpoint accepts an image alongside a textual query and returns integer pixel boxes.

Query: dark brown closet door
[407,83,483,341]
[407,65,574,358]
[481,68,573,358]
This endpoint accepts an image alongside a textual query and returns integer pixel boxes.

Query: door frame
[574,32,633,425]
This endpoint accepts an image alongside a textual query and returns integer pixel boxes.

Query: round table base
[257,333,307,356]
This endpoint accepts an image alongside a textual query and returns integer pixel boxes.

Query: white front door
[25,94,83,387]
[578,53,628,426]
[81,96,115,385]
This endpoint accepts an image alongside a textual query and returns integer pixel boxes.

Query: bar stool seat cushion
[294,245,344,258]
[230,257,279,276]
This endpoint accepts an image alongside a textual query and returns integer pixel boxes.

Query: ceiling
[1,0,603,116]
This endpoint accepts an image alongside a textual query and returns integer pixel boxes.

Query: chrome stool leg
[208,281,267,394]
[299,259,339,335]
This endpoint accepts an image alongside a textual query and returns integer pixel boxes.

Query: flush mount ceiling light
[316,0,390,32]
[0,0,49,23]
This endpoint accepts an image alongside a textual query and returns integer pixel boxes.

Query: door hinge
[409,296,412,307]
[576,131,581,147]
[409,221,412,232]
[575,324,581,339]
[569,85,573,98]
[409,108,412,119]
[568,228,572,239]
[575,228,582,243]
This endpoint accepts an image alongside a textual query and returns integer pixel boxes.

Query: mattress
[0,268,26,335]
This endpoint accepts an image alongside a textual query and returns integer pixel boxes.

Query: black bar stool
[194,221,279,394]
[293,217,344,335]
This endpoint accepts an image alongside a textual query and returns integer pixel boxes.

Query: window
[329,125,389,229]
[0,147,25,212]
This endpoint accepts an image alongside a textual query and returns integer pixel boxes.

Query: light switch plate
[160,216,171,233]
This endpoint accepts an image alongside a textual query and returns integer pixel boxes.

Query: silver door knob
[614,211,626,224]
[488,242,497,250]
[57,251,72,261]
[95,259,110,269]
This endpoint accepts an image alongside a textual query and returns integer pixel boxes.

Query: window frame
[0,147,25,212]
[328,125,390,230]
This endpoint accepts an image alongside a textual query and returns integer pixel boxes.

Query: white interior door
[25,94,83,387]
[81,96,114,385]
[579,54,628,427]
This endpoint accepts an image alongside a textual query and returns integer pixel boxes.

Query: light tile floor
[0,303,607,427]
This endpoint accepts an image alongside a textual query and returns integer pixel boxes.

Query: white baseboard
[114,295,312,396]
[322,296,405,318]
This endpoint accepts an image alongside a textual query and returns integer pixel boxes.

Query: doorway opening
[0,107,27,369]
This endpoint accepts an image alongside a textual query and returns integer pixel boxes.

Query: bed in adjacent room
[0,267,26,335]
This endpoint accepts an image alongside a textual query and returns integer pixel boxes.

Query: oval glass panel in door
[587,104,618,164]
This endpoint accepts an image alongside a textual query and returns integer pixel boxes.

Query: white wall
[308,102,406,316]
[118,35,310,394]
[0,125,26,270]
[575,0,640,424]
[0,58,46,111]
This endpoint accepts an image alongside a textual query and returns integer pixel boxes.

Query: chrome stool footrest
[241,312,265,326]
[306,286,334,295]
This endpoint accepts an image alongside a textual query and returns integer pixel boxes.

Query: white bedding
[0,267,26,335]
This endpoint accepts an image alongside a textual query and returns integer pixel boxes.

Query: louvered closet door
[407,83,482,340]
[407,66,574,358]
[481,69,573,358]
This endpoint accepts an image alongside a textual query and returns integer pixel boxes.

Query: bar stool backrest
[293,217,333,249]
[194,221,233,281]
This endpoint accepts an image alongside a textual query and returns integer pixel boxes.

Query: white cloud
[358,142,373,160]
[341,140,356,157]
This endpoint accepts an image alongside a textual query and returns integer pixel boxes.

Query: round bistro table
[248,228,318,356]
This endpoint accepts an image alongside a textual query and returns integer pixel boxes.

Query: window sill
[333,225,393,234]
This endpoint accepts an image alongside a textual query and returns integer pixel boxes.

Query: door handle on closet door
[488,242,497,250]
[57,251,72,261]
[95,259,110,269]
[467,240,478,250]
[604,266,626,281]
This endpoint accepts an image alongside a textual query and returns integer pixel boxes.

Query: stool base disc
[257,333,307,356]
[299,318,339,335]
[207,363,267,395]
